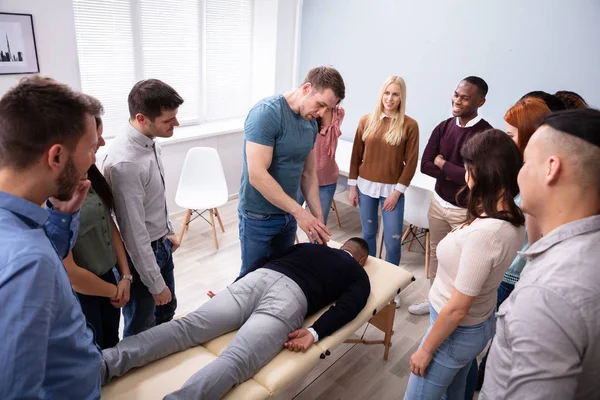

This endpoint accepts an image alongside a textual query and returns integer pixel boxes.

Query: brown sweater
[349,114,419,186]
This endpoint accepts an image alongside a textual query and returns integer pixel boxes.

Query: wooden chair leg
[332,199,342,228]
[401,225,412,244]
[209,208,219,250]
[179,209,192,244]
[214,207,225,233]
[425,229,430,279]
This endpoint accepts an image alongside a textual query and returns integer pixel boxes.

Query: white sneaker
[408,300,430,315]
[394,294,402,309]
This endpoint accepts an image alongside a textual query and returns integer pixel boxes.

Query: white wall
[0,0,81,93]
[0,0,301,214]
[298,0,600,153]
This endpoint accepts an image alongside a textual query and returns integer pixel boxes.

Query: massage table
[102,241,415,399]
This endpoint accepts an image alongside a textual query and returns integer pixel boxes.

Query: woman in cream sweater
[348,76,419,283]
[404,129,526,399]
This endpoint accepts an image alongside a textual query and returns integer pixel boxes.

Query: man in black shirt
[101,238,371,400]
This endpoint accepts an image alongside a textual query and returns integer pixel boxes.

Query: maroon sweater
[421,117,493,207]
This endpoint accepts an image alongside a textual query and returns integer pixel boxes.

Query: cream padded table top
[102,241,415,399]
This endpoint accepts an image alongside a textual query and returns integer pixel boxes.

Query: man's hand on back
[295,209,331,245]
[153,285,172,306]
[284,328,315,352]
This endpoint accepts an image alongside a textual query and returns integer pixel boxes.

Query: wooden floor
[170,193,433,399]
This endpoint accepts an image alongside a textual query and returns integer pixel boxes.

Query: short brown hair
[302,66,345,101]
[83,94,104,129]
[128,79,184,121]
[0,76,100,170]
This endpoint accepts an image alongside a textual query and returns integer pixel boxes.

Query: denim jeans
[296,183,337,224]
[77,268,120,349]
[404,306,496,400]
[238,208,297,275]
[123,237,177,337]
[357,188,405,265]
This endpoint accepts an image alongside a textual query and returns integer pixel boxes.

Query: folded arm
[285,272,370,351]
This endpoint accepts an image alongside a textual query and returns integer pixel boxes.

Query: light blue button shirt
[0,191,101,399]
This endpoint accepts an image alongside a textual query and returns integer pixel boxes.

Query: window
[73,0,253,138]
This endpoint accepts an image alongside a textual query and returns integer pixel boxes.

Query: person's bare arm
[63,252,117,298]
[300,149,324,222]
[246,141,330,243]
[110,220,131,307]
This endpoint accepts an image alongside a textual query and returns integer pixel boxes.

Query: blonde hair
[362,76,407,146]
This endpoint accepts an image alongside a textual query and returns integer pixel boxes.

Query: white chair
[401,185,433,277]
[175,147,228,250]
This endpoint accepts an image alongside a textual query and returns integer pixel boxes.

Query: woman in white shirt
[404,129,526,399]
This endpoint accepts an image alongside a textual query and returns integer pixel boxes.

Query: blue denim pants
[404,306,496,400]
[238,208,297,275]
[123,237,177,337]
[357,188,405,265]
[296,183,337,224]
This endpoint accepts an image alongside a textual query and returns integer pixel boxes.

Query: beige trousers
[427,197,467,280]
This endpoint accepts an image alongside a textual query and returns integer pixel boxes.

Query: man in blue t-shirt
[238,66,346,274]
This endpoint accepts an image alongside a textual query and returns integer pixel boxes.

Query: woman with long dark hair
[63,96,132,349]
[404,129,525,399]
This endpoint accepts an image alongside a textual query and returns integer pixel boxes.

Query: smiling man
[103,79,184,336]
[238,66,346,274]
[409,76,492,315]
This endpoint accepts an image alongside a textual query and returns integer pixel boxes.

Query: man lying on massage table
[101,238,371,399]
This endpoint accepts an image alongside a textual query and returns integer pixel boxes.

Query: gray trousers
[102,269,307,400]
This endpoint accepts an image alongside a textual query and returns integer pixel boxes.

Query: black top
[237,243,371,339]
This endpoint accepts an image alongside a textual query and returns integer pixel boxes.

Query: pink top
[315,106,345,186]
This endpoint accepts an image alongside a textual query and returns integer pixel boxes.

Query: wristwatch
[121,274,133,283]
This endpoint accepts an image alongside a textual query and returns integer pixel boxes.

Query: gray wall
[299,0,600,153]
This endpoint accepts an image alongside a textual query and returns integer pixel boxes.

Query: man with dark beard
[0,76,103,399]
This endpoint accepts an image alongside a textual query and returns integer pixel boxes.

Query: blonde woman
[348,76,419,284]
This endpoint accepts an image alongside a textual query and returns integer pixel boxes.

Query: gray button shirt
[481,214,600,400]
[103,123,174,294]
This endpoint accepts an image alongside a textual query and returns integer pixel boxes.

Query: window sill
[156,117,245,146]
[97,118,245,160]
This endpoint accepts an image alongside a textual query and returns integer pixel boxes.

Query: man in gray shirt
[103,79,184,336]
[481,108,600,399]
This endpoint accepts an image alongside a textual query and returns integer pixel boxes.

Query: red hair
[504,98,551,153]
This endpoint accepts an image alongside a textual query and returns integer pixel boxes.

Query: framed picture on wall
[0,12,39,75]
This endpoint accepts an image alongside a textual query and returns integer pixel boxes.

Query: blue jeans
[123,237,177,337]
[358,188,405,265]
[238,208,297,275]
[296,183,337,224]
[404,306,496,400]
